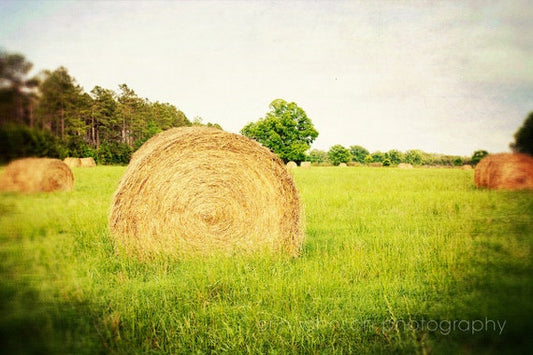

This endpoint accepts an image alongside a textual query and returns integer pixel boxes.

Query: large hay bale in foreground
[474,153,533,190]
[0,158,74,193]
[398,163,413,169]
[109,127,304,257]
[64,157,82,168]
[80,157,96,167]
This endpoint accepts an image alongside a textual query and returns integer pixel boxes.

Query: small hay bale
[368,162,383,168]
[0,158,74,193]
[474,153,533,190]
[461,164,473,170]
[338,163,347,168]
[398,163,413,169]
[300,161,311,168]
[64,157,82,168]
[109,127,304,258]
[80,157,96,167]
[286,161,297,169]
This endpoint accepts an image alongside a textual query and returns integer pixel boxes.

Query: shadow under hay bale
[474,153,533,190]
[80,157,96,167]
[0,158,74,193]
[109,127,304,258]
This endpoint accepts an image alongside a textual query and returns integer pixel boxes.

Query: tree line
[309,145,488,167]
[0,50,221,164]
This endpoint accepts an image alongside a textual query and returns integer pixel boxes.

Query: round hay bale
[398,163,413,169]
[474,153,533,190]
[64,157,82,168]
[338,163,347,168]
[109,127,304,258]
[300,161,311,169]
[80,157,96,167]
[461,164,473,170]
[286,161,297,169]
[368,162,383,168]
[0,158,74,193]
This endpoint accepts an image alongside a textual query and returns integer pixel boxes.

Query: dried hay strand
[0,158,74,193]
[64,157,82,168]
[461,164,473,170]
[80,157,96,167]
[474,153,533,190]
[398,163,413,169]
[338,163,347,168]
[286,161,297,169]
[109,127,304,258]
[300,161,311,168]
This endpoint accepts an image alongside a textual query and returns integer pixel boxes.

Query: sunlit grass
[0,166,531,353]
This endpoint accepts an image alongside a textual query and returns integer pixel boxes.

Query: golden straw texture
[109,127,304,258]
[474,153,533,190]
[80,157,96,167]
[0,158,74,193]
[64,157,82,168]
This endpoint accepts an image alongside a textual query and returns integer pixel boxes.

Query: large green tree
[37,67,84,139]
[349,145,369,163]
[328,145,351,166]
[0,51,39,126]
[241,99,318,163]
[510,112,533,156]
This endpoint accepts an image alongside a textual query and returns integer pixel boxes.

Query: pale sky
[1,0,532,156]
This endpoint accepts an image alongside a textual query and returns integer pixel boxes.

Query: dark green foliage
[510,111,533,155]
[404,149,423,165]
[382,158,391,167]
[471,150,489,166]
[328,145,352,166]
[0,124,66,163]
[349,145,369,163]
[453,157,463,166]
[0,50,201,165]
[95,142,133,165]
[241,99,318,163]
[308,149,329,164]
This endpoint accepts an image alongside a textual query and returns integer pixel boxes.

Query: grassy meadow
[0,166,531,354]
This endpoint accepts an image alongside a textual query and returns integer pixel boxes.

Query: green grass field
[1,166,531,354]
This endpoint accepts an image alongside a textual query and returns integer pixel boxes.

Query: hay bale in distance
[80,157,96,167]
[286,161,297,169]
[64,157,82,168]
[474,153,533,190]
[300,161,311,168]
[398,163,413,169]
[461,164,473,170]
[338,163,347,168]
[109,127,304,258]
[0,158,74,193]
[368,162,383,168]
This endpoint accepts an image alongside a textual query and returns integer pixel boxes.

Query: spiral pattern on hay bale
[109,127,304,257]
[0,158,74,193]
